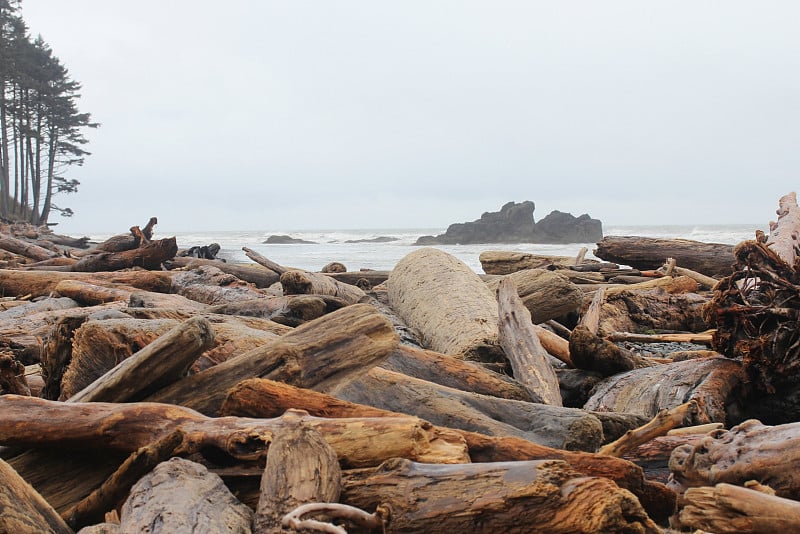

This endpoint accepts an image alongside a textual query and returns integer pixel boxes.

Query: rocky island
[415,201,603,245]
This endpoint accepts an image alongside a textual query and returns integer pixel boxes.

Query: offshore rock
[415,201,603,245]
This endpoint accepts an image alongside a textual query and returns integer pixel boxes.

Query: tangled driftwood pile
[1,196,800,533]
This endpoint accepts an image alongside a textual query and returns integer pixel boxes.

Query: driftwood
[598,400,698,457]
[675,482,800,533]
[280,269,367,305]
[532,323,573,366]
[334,367,603,451]
[255,414,341,533]
[0,233,60,262]
[606,330,714,345]
[382,344,531,401]
[169,264,277,305]
[218,378,674,521]
[496,277,562,405]
[0,269,173,298]
[66,317,216,403]
[0,396,470,468]
[341,458,660,534]
[657,258,719,289]
[73,237,178,272]
[210,294,347,326]
[555,368,604,407]
[485,268,583,323]
[669,418,800,498]
[167,256,280,288]
[242,246,292,275]
[146,303,399,415]
[584,357,746,424]
[88,218,158,254]
[569,325,654,376]
[119,458,253,533]
[53,280,134,305]
[0,457,73,534]
[0,352,30,395]
[386,248,505,362]
[479,250,590,274]
[767,191,800,265]
[324,270,391,287]
[594,235,736,276]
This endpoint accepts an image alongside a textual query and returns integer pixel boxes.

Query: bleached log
[485,268,583,323]
[533,323,573,366]
[166,256,280,288]
[211,294,348,326]
[479,250,592,274]
[387,248,504,362]
[280,269,367,305]
[496,278,562,405]
[0,269,173,298]
[598,400,698,457]
[242,246,292,275]
[0,234,60,262]
[766,191,800,266]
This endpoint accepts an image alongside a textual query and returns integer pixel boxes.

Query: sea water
[85,224,765,273]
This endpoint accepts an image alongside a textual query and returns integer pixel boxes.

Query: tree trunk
[387,248,505,362]
[594,236,735,276]
[334,367,603,451]
[0,268,172,298]
[73,237,178,272]
[0,234,59,262]
[766,191,800,265]
[146,303,399,415]
[118,458,253,533]
[584,357,746,424]
[254,414,341,533]
[496,277,562,405]
[341,458,660,534]
[210,294,348,327]
[479,250,589,274]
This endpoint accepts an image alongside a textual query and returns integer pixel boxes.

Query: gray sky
[20,1,800,234]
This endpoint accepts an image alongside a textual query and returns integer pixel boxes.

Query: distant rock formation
[263,235,317,244]
[344,236,400,243]
[415,201,603,245]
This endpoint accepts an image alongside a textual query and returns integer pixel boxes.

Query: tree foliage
[0,0,96,224]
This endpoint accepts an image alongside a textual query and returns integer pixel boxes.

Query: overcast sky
[19,1,800,234]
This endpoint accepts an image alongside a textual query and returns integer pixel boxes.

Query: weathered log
[341,458,660,534]
[479,250,591,274]
[147,303,399,415]
[324,270,391,287]
[128,289,210,311]
[118,457,253,533]
[0,396,469,468]
[66,317,216,403]
[169,264,276,305]
[598,400,699,457]
[0,457,74,534]
[533,323,573,366]
[166,256,280,288]
[210,294,348,326]
[87,218,157,254]
[382,344,531,401]
[675,482,800,533]
[496,277,562,405]
[657,258,719,289]
[485,268,584,323]
[53,280,133,305]
[254,414,341,533]
[387,248,505,362]
[606,330,714,345]
[0,352,30,395]
[280,269,367,305]
[73,237,178,272]
[63,429,185,530]
[555,368,603,407]
[21,256,78,270]
[0,296,78,319]
[598,276,708,337]
[669,419,800,498]
[569,325,654,376]
[594,236,736,276]
[219,378,673,521]
[334,367,603,451]
[0,233,60,262]
[585,357,746,424]
[766,191,800,266]
[0,269,173,298]
[41,315,89,400]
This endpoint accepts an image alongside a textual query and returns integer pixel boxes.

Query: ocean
[86,223,766,274]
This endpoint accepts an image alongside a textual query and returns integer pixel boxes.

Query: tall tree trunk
[39,127,57,224]
[30,100,41,224]
[0,76,9,216]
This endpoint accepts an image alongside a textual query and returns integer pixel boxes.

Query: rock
[344,236,400,243]
[263,235,317,244]
[414,201,603,245]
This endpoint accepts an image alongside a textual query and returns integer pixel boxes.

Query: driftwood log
[280,269,367,305]
[479,250,589,274]
[0,457,73,534]
[584,357,746,424]
[594,235,736,276]
[669,418,800,499]
[146,303,399,415]
[209,294,348,326]
[73,237,178,272]
[0,269,173,298]
[569,325,653,376]
[341,458,660,534]
[0,234,60,262]
[334,367,603,451]
[496,277,562,405]
[386,247,504,362]
[485,268,583,323]
[166,256,280,288]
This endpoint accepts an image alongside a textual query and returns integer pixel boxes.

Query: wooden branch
[146,303,399,415]
[255,415,341,533]
[676,482,800,533]
[63,429,185,530]
[580,285,605,335]
[532,324,573,367]
[282,503,387,534]
[0,457,73,534]
[0,396,470,468]
[598,400,698,457]
[606,330,714,345]
[496,278,562,405]
[659,258,719,289]
[67,316,216,403]
[242,246,290,275]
